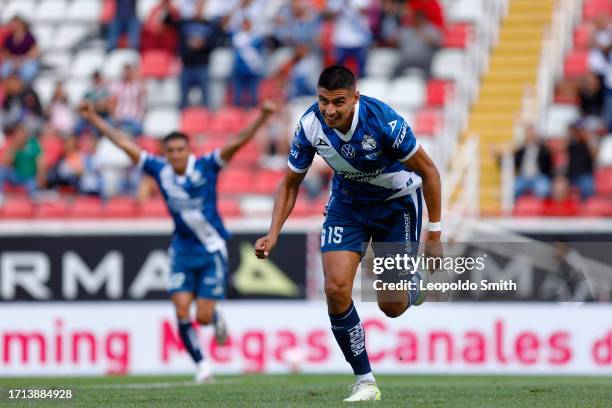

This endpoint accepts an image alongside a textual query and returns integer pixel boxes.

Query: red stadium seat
[290,198,311,217]
[104,197,138,218]
[139,198,169,218]
[232,143,261,167]
[40,135,64,169]
[442,23,471,48]
[583,0,612,20]
[258,78,285,102]
[35,200,70,218]
[564,51,589,78]
[414,109,443,136]
[573,23,592,50]
[137,137,161,154]
[581,196,612,216]
[0,198,35,218]
[513,196,545,216]
[70,196,103,218]
[192,138,225,156]
[210,108,246,134]
[253,170,284,194]
[595,168,612,195]
[180,107,213,136]
[218,169,253,194]
[291,198,322,217]
[101,0,115,23]
[218,199,241,218]
[426,80,453,107]
[140,50,175,79]
[542,198,580,217]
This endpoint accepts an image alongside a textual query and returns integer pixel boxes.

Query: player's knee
[196,309,214,325]
[175,306,190,321]
[378,302,406,318]
[324,280,351,303]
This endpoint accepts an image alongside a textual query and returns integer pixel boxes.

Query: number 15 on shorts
[322,226,344,245]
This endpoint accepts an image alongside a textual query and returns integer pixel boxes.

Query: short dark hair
[163,131,189,146]
[318,65,356,91]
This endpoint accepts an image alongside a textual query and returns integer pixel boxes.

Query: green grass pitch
[1,375,611,407]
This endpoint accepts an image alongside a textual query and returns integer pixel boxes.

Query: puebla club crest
[361,135,376,151]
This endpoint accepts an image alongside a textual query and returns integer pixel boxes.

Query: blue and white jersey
[139,149,228,256]
[288,94,422,203]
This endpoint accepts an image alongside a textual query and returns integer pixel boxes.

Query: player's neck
[173,165,187,175]
[336,111,354,135]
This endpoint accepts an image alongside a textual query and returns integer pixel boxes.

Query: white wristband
[428,221,442,232]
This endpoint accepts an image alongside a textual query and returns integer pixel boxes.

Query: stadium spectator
[106,0,140,52]
[587,18,610,80]
[75,71,112,137]
[393,10,441,77]
[565,121,598,200]
[46,82,75,136]
[274,0,322,47]
[180,0,234,20]
[231,18,265,107]
[372,0,403,47]
[405,0,445,30]
[167,1,224,108]
[141,0,181,53]
[508,125,553,199]
[547,239,594,301]
[92,137,136,199]
[180,0,201,18]
[579,72,604,118]
[0,124,44,204]
[0,16,40,83]
[109,64,146,137]
[258,108,291,169]
[543,175,579,216]
[325,0,372,77]
[85,72,112,113]
[228,0,270,35]
[1,73,43,134]
[46,135,100,195]
[276,43,321,99]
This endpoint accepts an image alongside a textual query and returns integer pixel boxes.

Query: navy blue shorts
[321,189,423,255]
[168,248,228,299]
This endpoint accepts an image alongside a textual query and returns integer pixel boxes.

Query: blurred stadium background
[1,0,612,392]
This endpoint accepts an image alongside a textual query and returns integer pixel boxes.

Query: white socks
[355,371,376,384]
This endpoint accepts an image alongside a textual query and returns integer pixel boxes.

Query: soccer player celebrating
[254,66,442,401]
[79,99,277,382]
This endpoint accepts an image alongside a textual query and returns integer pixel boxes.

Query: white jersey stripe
[307,118,423,197]
[160,165,226,254]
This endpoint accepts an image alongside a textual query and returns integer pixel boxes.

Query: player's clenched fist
[254,235,277,259]
[260,99,278,116]
[78,101,95,120]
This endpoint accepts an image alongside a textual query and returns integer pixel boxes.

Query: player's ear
[353,90,360,105]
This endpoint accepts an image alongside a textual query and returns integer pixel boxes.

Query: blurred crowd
[0,0,446,205]
[500,13,612,215]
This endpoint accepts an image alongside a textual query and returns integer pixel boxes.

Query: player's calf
[196,308,215,326]
[377,300,408,318]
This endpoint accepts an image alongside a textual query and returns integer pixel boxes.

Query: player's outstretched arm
[78,101,142,164]
[403,146,443,267]
[219,100,277,164]
[254,168,306,258]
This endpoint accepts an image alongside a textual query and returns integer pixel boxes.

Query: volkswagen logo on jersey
[341,144,356,158]
[361,135,376,151]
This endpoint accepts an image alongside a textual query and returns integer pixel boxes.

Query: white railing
[442,136,479,240]
[438,0,507,167]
